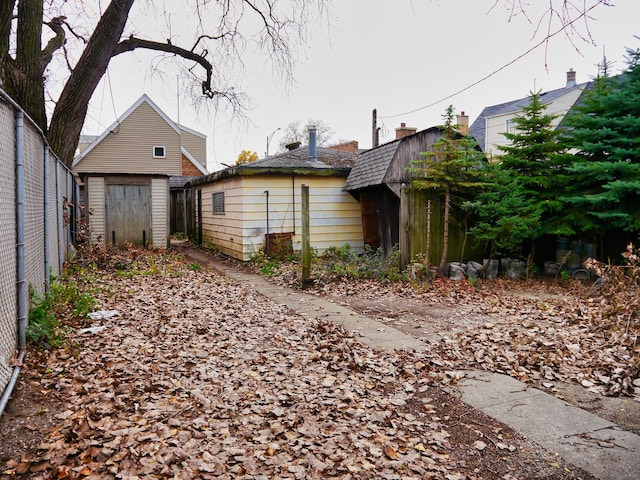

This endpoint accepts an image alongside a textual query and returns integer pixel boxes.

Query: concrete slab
[556,428,640,480]
[459,371,640,480]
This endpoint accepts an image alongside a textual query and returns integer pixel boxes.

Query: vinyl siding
[200,174,363,261]
[484,86,586,156]
[180,130,207,169]
[151,178,169,248]
[86,176,105,243]
[74,102,182,175]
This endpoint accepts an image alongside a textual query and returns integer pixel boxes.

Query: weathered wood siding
[404,187,486,266]
[86,176,105,243]
[384,128,442,195]
[74,101,182,175]
[199,174,364,261]
[151,177,169,248]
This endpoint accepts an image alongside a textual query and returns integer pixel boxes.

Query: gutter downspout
[264,190,270,255]
[0,110,27,417]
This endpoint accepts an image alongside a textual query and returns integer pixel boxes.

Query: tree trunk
[439,188,450,270]
[5,0,47,131]
[48,0,135,166]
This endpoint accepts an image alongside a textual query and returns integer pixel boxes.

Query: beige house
[470,69,590,157]
[72,94,207,248]
[192,139,363,261]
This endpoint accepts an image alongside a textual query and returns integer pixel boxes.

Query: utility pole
[372,108,378,148]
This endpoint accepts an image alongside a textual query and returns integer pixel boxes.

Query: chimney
[456,111,469,135]
[329,140,359,153]
[395,122,417,139]
[308,124,317,162]
[566,68,577,88]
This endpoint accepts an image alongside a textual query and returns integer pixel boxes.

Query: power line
[380,3,602,120]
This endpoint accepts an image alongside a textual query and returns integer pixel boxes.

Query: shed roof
[170,176,199,188]
[344,140,400,191]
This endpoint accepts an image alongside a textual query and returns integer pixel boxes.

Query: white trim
[153,145,167,158]
[181,146,209,174]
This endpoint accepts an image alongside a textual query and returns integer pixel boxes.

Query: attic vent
[153,146,166,158]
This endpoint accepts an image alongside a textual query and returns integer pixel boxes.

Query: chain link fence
[0,89,76,411]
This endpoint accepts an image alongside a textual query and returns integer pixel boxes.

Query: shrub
[26,288,67,349]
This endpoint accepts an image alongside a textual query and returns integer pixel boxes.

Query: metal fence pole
[15,111,26,352]
[44,149,51,291]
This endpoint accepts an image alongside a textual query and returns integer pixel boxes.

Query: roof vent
[285,141,301,151]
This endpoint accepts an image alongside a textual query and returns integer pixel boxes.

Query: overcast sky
[82,1,640,172]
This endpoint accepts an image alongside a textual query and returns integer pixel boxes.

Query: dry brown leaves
[281,260,640,401]
[7,254,480,479]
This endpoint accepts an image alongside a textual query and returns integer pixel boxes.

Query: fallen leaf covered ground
[266,259,640,404]
[0,249,601,479]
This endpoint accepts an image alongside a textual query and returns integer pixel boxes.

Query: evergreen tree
[464,163,541,259]
[496,90,570,236]
[560,48,640,234]
[409,105,486,269]
[464,91,568,260]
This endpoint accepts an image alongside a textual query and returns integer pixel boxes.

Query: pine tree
[560,49,640,234]
[496,90,570,237]
[464,163,541,259]
[464,91,569,260]
[409,105,485,269]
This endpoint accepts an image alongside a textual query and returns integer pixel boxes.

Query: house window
[212,191,225,214]
[505,119,518,135]
[153,146,166,158]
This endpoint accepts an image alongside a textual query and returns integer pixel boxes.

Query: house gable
[470,80,590,156]
[72,95,190,176]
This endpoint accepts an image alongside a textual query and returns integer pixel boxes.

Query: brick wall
[182,154,202,176]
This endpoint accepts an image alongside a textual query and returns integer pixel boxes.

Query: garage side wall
[151,178,169,248]
[243,176,364,258]
[199,177,245,259]
[87,176,105,243]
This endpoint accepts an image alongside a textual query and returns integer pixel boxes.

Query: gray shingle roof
[469,82,590,151]
[170,176,199,188]
[245,145,357,170]
[344,140,400,191]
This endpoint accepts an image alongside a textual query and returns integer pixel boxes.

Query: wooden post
[399,184,409,267]
[301,184,311,283]
[425,198,431,266]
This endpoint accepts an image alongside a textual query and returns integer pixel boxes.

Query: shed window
[153,146,166,158]
[212,191,225,214]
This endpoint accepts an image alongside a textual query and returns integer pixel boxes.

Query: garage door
[106,183,151,246]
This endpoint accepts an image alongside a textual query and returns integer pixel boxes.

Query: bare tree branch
[42,16,67,60]
[113,36,216,97]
